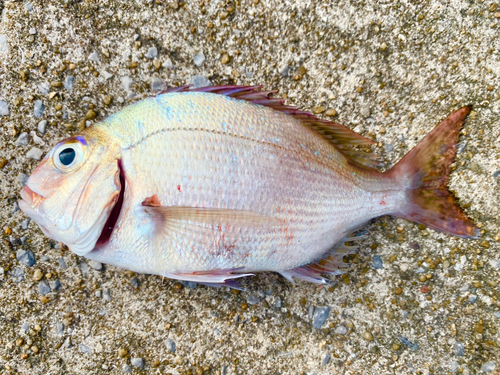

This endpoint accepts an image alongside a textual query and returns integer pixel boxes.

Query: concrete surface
[0,0,499,374]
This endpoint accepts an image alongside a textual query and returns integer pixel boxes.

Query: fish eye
[53,139,85,172]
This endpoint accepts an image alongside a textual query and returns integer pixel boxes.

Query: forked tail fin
[386,106,479,238]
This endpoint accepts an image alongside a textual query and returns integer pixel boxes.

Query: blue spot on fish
[75,136,86,145]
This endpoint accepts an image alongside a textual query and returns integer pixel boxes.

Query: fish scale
[19,86,478,286]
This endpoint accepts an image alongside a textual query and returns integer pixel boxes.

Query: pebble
[362,331,374,341]
[0,34,9,53]
[118,348,128,357]
[38,120,47,134]
[165,338,176,353]
[26,147,43,160]
[481,361,496,372]
[494,312,500,318]
[88,52,99,62]
[371,255,383,269]
[279,65,289,76]
[58,257,68,269]
[56,321,64,336]
[0,100,9,116]
[21,322,30,334]
[89,260,103,271]
[190,75,212,88]
[103,288,111,301]
[15,132,29,146]
[380,42,388,51]
[397,336,418,351]
[30,131,44,145]
[321,352,331,366]
[489,259,500,270]
[384,144,394,152]
[130,278,140,288]
[131,358,145,368]
[102,71,113,80]
[32,269,43,281]
[146,47,158,59]
[163,58,173,69]
[221,53,230,64]
[455,341,465,356]
[38,281,51,295]
[193,52,205,67]
[120,76,133,92]
[79,343,94,353]
[493,170,500,178]
[450,360,459,373]
[33,100,45,118]
[29,28,36,35]
[64,76,74,91]
[12,267,25,282]
[20,218,30,230]
[246,294,260,305]
[313,306,330,329]
[17,250,36,267]
[275,297,283,308]
[12,202,19,213]
[49,279,61,291]
[336,325,347,335]
[151,77,166,92]
[38,82,50,94]
[122,364,132,373]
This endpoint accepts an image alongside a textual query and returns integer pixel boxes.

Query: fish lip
[20,184,46,206]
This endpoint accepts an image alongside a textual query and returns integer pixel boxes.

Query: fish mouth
[19,184,54,238]
[96,160,125,246]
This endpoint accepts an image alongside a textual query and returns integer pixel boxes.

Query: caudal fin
[387,106,479,238]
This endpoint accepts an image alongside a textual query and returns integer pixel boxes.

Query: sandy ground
[0,0,499,374]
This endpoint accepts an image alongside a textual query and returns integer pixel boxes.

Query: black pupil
[59,148,76,166]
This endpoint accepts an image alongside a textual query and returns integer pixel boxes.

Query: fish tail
[386,106,479,238]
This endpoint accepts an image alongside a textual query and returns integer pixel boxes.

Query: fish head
[19,130,122,256]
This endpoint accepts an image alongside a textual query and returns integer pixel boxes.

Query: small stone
[29,28,36,35]
[450,360,460,373]
[455,342,465,356]
[313,106,326,114]
[193,52,205,67]
[58,257,68,269]
[32,269,43,281]
[12,267,25,282]
[190,75,212,88]
[246,294,260,305]
[37,120,48,134]
[21,322,30,334]
[165,338,176,353]
[163,58,174,69]
[89,260,103,271]
[221,53,230,64]
[380,42,388,51]
[63,76,74,91]
[151,77,166,92]
[336,325,347,335]
[85,109,97,120]
[79,343,93,354]
[103,96,112,106]
[371,255,383,269]
[420,286,430,293]
[146,47,158,59]
[33,100,45,118]
[102,71,113,80]
[384,144,394,152]
[313,306,330,329]
[17,250,36,267]
[362,331,374,341]
[321,352,331,366]
[38,281,51,295]
[88,52,99,62]
[130,278,140,288]
[120,76,133,92]
[20,218,30,230]
[103,288,111,301]
[275,297,283,308]
[0,100,9,116]
[122,364,132,373]
[118,348,128,358]
[15,132,30,146]
[397,336,418,351]
[0,35,9,54]
[49,279,62,291]
[0,158,7,169]
[481,361,496,372]
[153,59,161,69]
[26,148,43,160]
[56,322,64,336]
[131,358,145,369]
[394,287,403,295]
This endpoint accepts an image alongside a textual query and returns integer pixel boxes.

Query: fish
[19,85,479,287]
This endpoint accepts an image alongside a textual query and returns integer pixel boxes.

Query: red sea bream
[19,86,478,287]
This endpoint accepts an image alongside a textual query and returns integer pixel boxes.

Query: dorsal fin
[158,85,382,169]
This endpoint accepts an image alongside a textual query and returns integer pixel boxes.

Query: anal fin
[279,234,365,284]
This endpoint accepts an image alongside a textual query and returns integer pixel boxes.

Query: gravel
[33,100,44,118]
[165,338,176,353]
[16,250,36,267]
[38,281,51,295]
[0,100,9,116]
[130,357,145,369]
[193,52,205,67]
[312,306,330,329]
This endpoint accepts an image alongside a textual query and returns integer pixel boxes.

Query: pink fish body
[19,86,478,286]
